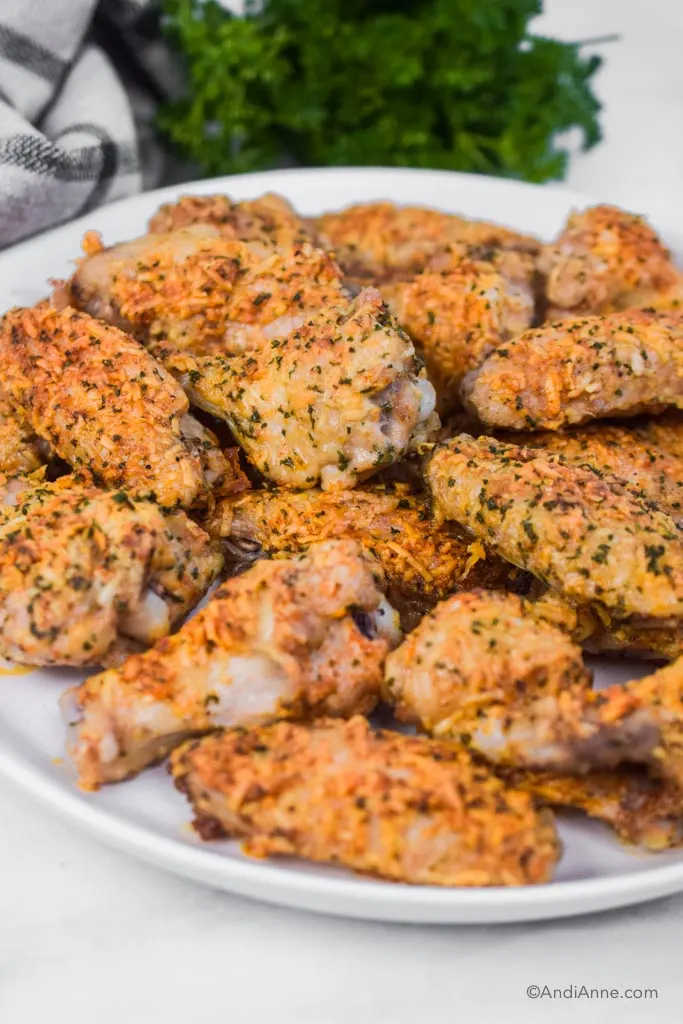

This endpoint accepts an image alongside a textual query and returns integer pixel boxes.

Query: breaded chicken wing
[64,540,399,788]
[0,386,44,476]
[148,192,311,254]
[175,289,438,490]
[171,716,560,886]
[205,484,523,630]
[313,201,540,284]
[463,309,683,431]
[383,256,534,413]
[539,204,680,317]
[384,591,656,772]
[426,435,683,620]
[0,305,229,508]
[508,766,683,850]
[0,477,221,667]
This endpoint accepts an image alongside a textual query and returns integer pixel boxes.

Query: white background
[2,2,683,1021]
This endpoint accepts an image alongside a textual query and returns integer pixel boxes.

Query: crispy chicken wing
[64,540,399,788]
[539,204,680,317]
[0,305,230,508]
[384,591,656,772]
[175,289,438,490]
[313,201,540,284]
[0,477,221,668]
[205,484,524,630]
[171,716,560,886]
[383,256,534,413]
[463,309,683,431]
[148,192,311,254]
[0,386,44,476]
[426,435,683,620]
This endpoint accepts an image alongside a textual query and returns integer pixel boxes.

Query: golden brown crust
[464,309,683,431]
[170,716,560,886]
[0,386,44,476]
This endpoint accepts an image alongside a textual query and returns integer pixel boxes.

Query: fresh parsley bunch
[160,0,602,182]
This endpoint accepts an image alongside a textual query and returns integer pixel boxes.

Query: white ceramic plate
[1,167,683,925]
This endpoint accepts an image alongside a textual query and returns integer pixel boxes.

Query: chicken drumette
[205,484,524,630]
[175,289,438,490]
[64,540,400,788]
[463,309,683,431]
[171,716,560,886]
[0,476,221,668]
[0,305,234,508]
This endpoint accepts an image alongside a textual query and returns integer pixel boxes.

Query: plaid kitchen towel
[0,0,173,248]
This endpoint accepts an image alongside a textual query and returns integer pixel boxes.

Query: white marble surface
[3,2,683,1021]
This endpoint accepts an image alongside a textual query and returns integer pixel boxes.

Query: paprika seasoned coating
[463,309,683,431]
[175,289,439,490]
[64,540,400,789]
[170,716,561,887]
[206,484,522,630]
[0,305,225,508]
[383,256,534,413]
[0,478,222,668]
[384,590,657,773]
[538,204,680,317]
[426,435,683,620]
[507,767,683,850]
[312,201,540,284]
[0,386,44,476]
[148,192,312,254]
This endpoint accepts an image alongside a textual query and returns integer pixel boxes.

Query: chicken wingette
[384,591,657,772]
[383,255,535,413]
[312,201,539,284]
[66,228,346,358]
[0,305,232,508]
[0,477,221,668]
[170,716,561,887]
[205,485,524,630]
[426,435,683,621]
[175,289,438,490]
[538,204,681,317]
[463,309,683,431]
[64,540,400,788]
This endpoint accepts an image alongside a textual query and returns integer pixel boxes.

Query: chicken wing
[148,192,311,254]
[66,227,346,358]
[313,201,540,284]
[175,289,438,490]
[64,540,399,788]
[426,435,683,620]
[170,716,560,886]
[538,204,680,317]
[384,590,656,772]
[0,477,221,668]
[205,484,524,630]
[0,386,44,476]
[0,305,230,508]
[383,256,535,413]
[463,309,683,431]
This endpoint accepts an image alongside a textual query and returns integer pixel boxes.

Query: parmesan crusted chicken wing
[384,591,657,772]
[426,435,683,621]
[0,305,231,508]
[463,310,683,431]
[0,386,44,476]
[313,201,540,284]
[64,540,400,788]
[383,256,535,413]
[175,289,438,490]
[0,477,221,668]
[171,716,561,886]
[148,192,311,254]
[539,204,681,317]
[205,485,523,630]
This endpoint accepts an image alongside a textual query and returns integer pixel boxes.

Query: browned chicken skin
[464,309,683,431]
[171,716,561,886]
[0,305,230,508]
[64,540,399,788]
